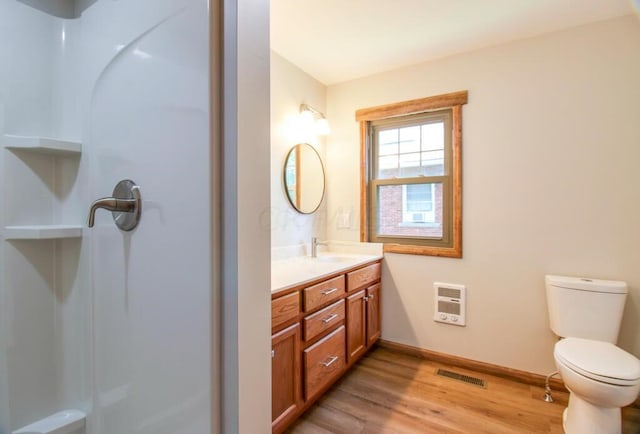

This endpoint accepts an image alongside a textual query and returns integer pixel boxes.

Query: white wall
[270,52,327,249]
[223,1,272,432]
[325,15,640,375]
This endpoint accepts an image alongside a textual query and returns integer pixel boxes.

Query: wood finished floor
[286,346,640,434]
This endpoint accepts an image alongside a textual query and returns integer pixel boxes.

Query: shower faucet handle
[87,179,142,231]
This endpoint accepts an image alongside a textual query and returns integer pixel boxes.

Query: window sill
[398,222,440,228]
[383,243,462,258]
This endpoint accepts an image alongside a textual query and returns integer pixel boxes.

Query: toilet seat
[555,337,640,386]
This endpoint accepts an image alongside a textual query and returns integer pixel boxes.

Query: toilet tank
[545,275,628,343]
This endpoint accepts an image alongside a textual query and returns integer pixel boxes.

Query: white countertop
[271,242,383,294]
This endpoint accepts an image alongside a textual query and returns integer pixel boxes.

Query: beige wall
[271,52,328,248]
[325,15,640,374]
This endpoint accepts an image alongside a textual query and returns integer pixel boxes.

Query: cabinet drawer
[303,275,345,312]
[347,262,381,292]
[304,326,346,400]
[303,299,345,342]
[272,292,300,330]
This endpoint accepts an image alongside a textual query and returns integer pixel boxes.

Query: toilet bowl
[553,337,640,434]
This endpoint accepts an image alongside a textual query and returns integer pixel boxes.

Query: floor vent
[435,368,487,388]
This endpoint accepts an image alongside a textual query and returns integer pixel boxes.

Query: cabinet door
[366,283,381,347]
[272,323,301,429]
[346,290,366,362]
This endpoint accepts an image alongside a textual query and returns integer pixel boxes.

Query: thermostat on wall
[434,282,466,326]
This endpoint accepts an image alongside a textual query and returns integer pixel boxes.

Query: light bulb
[300,109,314,124]
[315,118,331,135]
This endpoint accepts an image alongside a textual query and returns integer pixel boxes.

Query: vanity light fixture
[300,103,331,135]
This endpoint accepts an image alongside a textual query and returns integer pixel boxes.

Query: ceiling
[270,0,637,85]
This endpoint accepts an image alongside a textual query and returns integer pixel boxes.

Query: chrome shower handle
[88,180,142,231]
[87,198,136,226]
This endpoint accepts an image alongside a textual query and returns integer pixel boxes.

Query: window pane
[421,122,445,175]
[397,152,420,177]
[378,155,399,178]
[399,126,420,153]
[378,129,398,156]
[421,150,444,176]
[376,120,446,179]
[399,152,420,168]
[378,155,398,170]
[377,183,443,239]
[406,184,432,212]
[422,122,444,151]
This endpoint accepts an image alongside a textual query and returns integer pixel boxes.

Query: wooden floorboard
[286,346,640,434]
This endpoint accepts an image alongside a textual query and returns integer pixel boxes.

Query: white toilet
[545,275,640,434]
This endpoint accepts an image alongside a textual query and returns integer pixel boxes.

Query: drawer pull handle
[322,313,338,324]
[320,355,339,367]
[321,287,339,296]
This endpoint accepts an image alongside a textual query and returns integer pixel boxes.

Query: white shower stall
[0,0,234,432]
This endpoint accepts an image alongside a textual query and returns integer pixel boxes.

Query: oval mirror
[283,143,325,214]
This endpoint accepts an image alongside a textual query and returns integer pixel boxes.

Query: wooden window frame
[356,90,467,258]
[369,110,452,247]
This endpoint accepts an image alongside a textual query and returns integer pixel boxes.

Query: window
[403,184,435,223]
[356,91,467,257]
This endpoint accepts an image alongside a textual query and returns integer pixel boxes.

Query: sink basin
[310,254,354,263]
[271,246,383,293]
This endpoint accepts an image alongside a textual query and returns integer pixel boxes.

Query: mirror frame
[283,143,326,214]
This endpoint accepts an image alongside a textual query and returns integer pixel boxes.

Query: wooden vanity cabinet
[272,291,300,330]
[271,323,302,431]
[346,262,380,293]
[366,283,381,346]
[346,281,382,364]
[346,290,367,362]
[303,326,346,401]
[303,275,345,311]
[303,299,345,342]
[271,259,381,433]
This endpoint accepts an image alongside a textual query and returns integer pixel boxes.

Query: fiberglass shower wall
[0,2,88,432]
[0,1,213,433]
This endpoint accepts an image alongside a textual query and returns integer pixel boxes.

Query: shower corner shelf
[3,134,82,156]
[4,225,83,240]
[12,409,86,434]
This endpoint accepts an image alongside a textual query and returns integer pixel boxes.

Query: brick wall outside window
[377,184,443,237]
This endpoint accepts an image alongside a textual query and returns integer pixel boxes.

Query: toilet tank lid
[545,275,627,294]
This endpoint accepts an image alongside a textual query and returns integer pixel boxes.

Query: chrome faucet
[311,237,328,258]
